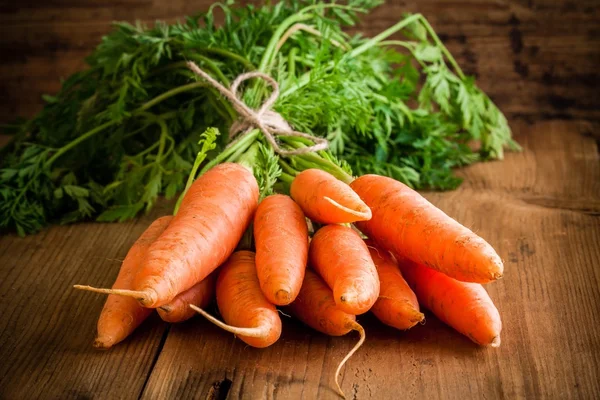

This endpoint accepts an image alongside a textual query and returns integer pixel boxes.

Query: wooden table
[1,1,599,399]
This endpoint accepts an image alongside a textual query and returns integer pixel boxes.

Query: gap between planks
[137,325,171,399]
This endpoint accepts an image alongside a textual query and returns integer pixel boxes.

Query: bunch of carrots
[75,162,503,398]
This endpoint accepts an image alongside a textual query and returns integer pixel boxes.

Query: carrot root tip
[414,312,426,324]
[159,305,172,313]
[138,289,159,307]
[490,336,501,348]
[93,337,112,350]
[274,289,292,305]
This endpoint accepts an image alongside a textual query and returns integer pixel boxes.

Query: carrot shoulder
[309,225,380,315]
[157,271,217,323]
[254,194,308,305]
[291,169,371,224]
[94,216,172,349]
[191,251,281,348]
[398,257,502,346]
[288,269,365,398]
[351,174,503,283]
[366,241,424,330]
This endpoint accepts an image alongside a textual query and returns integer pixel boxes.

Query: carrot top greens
[0,0,518,235]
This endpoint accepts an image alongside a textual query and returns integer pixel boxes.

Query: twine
[186,61,328,156]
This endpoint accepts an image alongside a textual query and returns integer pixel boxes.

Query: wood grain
[0,0,599,122]
[2,120,596,399]
[0,1,599,398]
[0,202,174,399]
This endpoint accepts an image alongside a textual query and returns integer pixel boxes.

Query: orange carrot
[288,269,365,398]
[157,271,217,323]
[191,251,281,348]
[290,169,371,224]
[309,225,380,315]
[350,175,503,283]
[75,163,259,307]
[94,216,172,349]
[366,241,424,330]
[398,257,502,346]
[254,194,308,305]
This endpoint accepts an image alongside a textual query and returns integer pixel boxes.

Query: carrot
[93,216,172,349]
[309,225,380,315]
[157,271,217,323]
[191,251,281,348]
[290,169,371,224]
[350,175,503,283]
[288,269,365,398]
[366,241,424,330]
[75,163,259,307]
[398,257,502,346]
[254,194,308,305]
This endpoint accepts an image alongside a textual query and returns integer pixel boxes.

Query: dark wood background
[1,0,599,124]
[0,1,599,399]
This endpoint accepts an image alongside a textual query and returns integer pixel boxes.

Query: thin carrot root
[323,196,371,221]
[189,304,269,338]
[334,322,366,399]
[72,285,156,305]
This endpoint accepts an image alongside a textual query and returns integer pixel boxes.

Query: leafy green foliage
[253,143,282,200]
[0,0,517,235]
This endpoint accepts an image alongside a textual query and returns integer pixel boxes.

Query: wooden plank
[138,120,600,399]
[0,123,597,398]
[0,0,598,122]
[0,1,599,398]
[456,120,600,209]
[0,203,174,398]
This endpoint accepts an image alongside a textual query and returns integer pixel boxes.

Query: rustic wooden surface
[1,120,598,399]
[1,1,599,399]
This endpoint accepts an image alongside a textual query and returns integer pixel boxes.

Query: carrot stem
[190,305,269,338]
[199,130,261,175]
[197,47,256,71]
[278,159,299,177]
[279,172,295,184]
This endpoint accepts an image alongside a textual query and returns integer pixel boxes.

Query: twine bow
[186,61,328,156]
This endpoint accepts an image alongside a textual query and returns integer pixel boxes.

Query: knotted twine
[186,61,328,156]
